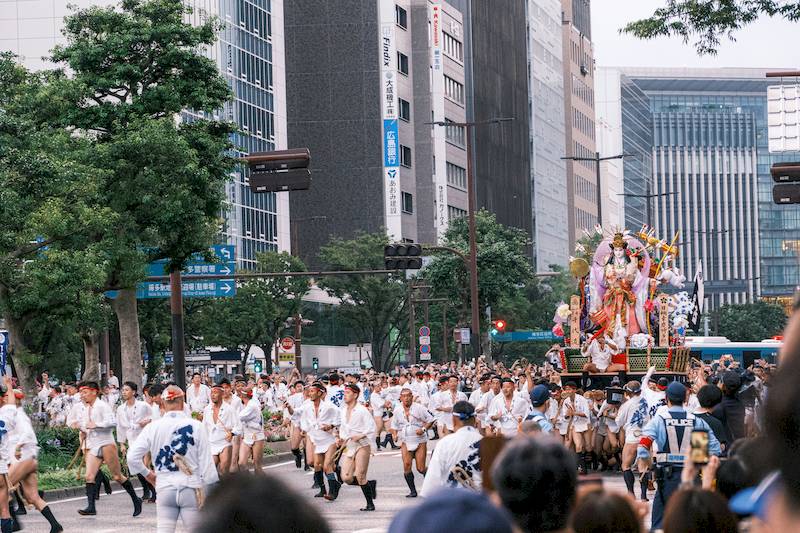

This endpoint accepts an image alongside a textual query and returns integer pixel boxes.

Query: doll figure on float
[588,232,651,341]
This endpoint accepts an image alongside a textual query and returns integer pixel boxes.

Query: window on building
[445,118,465,147]
[446,162,467,189]
[397,52,409,75]
[443,32,463,62]
[402,192,413,214]
[400,145,412,167]
[396,5,408,29]
[448,205,467,220]
[399,98,411,122]
[444,75,464,104]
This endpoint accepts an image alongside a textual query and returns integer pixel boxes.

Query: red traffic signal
[493,320,507,332]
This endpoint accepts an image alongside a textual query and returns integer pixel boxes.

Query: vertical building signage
[430,0,449,242]
[379,0,402,240]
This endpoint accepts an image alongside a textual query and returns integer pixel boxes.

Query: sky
[591,0,800,70]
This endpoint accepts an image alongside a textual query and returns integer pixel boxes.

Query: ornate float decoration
[554,225,696,375]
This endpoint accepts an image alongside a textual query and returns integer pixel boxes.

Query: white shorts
[88,439,116,457]
[625,427,642,444]
[242,430,265,446]
[10,443,38,464]
[210,440,232,456]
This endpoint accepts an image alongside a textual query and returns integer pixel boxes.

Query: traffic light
[771,162,800,204]
[254,360,263,373]
[384,243,423,270]
[491,319,507,336]
[312,357,319,371]
[242,148,311,193]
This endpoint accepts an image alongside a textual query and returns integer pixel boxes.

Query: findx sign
[379,0,402,240]
[430,0,449,242]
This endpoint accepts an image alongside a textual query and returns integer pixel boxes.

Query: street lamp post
[428,117,513,362]
[617,185,678,227]
[561,152,633,227]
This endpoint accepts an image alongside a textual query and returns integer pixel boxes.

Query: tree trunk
[82,331,101,382]
[240,344,252,375]
[111,288,143,386]
[3,314,36,398]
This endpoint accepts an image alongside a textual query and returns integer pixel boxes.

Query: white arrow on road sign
[419,335,431,345]
[220,264,232,275]
[221,281,233,294]
[221,248,232,260]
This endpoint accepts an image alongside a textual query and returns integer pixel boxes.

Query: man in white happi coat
[301,382,341,500]
[202,386,237,474]
[186,373,211,417]
[0,377,19,533]
[430,375,467,436]
[558,381,593,474]
[127,385,218,533]
[72,381,142,518]
[116,381,157,502]
[420,400,482,497]
[475,376,501,435]
[390,388,434,498]
[283,381,307,469]
[236,386,266,473]
[488,378,530,437]
[335,383,377,510]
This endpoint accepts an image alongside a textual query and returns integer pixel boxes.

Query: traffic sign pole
[170,267,187,390]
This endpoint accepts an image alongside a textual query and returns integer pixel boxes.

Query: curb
[42,450,294,502]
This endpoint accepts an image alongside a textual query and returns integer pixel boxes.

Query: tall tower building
[561,0,598,245]
[447,0,534,245]
[0,0,289,267]
[527,0,569,269]
[284,0,469,266]
[601,67,800,309]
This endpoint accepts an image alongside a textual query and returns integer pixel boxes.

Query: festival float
[551,225,695,384]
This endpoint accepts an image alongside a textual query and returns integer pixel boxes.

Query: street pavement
[19,443,654,532]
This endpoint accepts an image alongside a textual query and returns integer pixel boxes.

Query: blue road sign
[491,330,563,342]
[137,279,236,299]
[0,330,7,375]
[147,261,235,277]
[106,244,237,300]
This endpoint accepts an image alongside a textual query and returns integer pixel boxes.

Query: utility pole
[169,267,186,389]
[428,117,513,362]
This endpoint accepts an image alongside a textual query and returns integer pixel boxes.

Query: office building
[609,68,800,307]
[447,0,533,243]
[595,68,652,231]
[285,0,468,266]
[527,0,569,269]
[561,0,599,245]
[0,0,289,267]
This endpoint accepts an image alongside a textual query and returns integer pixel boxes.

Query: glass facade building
[212,0,282,268]
[1,0,285,269]
[528,0,569,270]
[621,68,800,305]
[619,74,653,230]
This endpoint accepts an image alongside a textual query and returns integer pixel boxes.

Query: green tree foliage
[717,301,787,342]
[0,54,113,392]
[40,0,236,383]
[317,232,408,372]
[201,252,309,372]
[423,209,533,337]
[622,0,800,55]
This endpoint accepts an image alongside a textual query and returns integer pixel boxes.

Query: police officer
[523,385,554,434]
[636,381,721,531]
